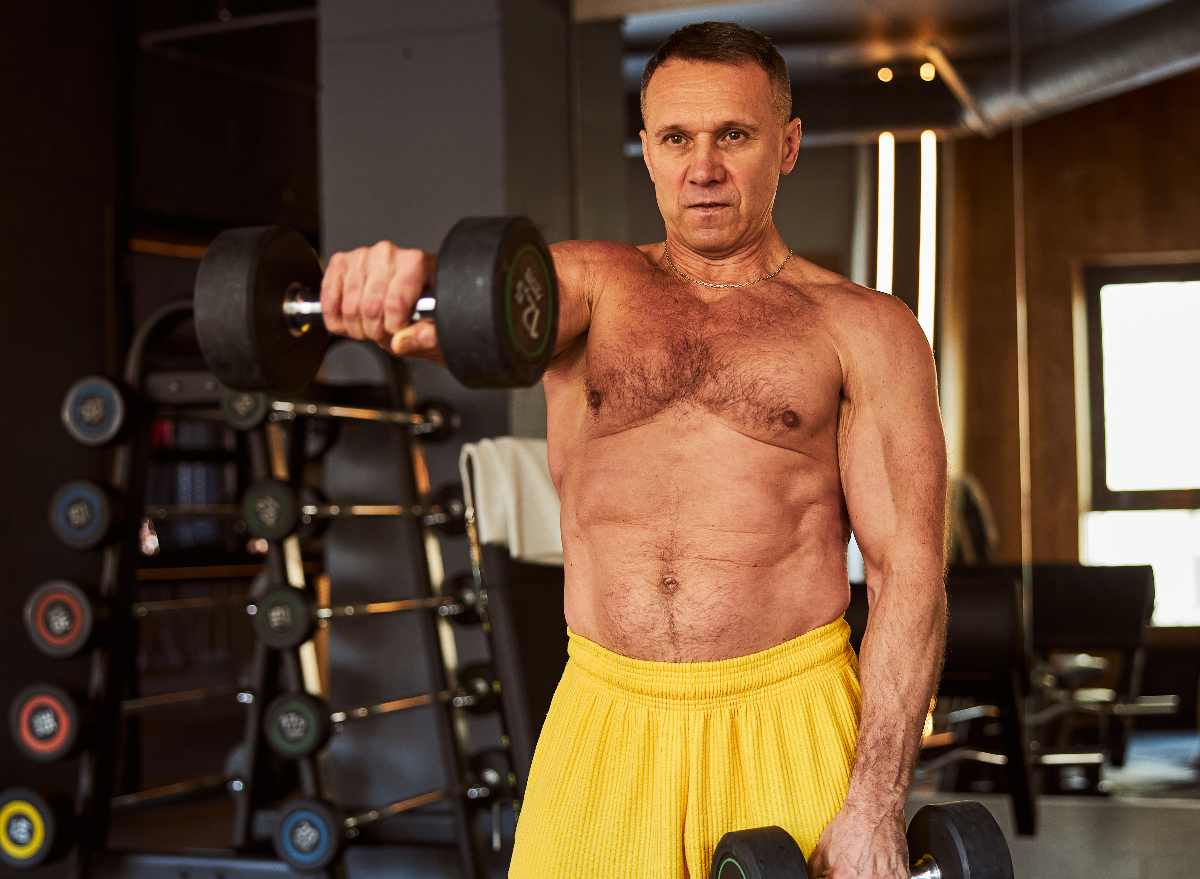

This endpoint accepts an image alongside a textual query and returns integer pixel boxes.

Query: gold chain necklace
[663,241,793,289]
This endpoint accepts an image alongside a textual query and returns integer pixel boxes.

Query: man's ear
[779,118,802,175]
[640,130,655,182]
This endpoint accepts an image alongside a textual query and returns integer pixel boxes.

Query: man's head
[639,22,801,258]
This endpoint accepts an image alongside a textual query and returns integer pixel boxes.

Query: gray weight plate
[195,226,326,393]
[906,801,1014,879]
[435,216,558,389]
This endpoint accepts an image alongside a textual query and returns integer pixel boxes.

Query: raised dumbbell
[48,480,120,551]
[222,388,460,442]
[249,585,479,651]
[709,801,1013,879]
[61,375,128,447]
[273,769,500,872]
[263,663,498,759]
[194,219,558,394]
[0,787,74,870]
[242,478,465,542]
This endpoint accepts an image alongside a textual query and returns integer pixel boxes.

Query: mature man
[321,21,947,879]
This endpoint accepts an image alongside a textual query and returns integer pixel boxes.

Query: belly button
[660,575,679,594]
[781,410,800,429]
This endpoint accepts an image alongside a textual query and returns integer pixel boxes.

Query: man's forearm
[843,568,947,816]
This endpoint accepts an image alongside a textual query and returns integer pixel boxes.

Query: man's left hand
[807,801,908,879]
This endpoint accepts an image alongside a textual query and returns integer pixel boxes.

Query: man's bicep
[549,241,596,356]
[839,304,948,582]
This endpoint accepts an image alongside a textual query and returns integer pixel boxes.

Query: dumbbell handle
[282,283,436,333]
[328,683,488,726]
[909,855,940,879]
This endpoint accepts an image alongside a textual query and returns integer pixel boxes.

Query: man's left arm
[810,293,949,879]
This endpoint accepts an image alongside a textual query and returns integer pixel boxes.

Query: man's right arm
[319,238,595,362]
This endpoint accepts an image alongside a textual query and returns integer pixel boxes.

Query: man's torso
[544,240,867,662]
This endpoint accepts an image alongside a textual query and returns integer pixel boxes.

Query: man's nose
[687,138,725,185]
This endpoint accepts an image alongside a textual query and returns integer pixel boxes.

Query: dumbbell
[709,801,1013,879]
[263,662,498,759]
[23,580,104,659]
[48,479,120,551]
[9,681,253,762]
[222,388,460,441]
[61,375,128,447]
[249,583,479,651]
[242,478,465,542]
[0,787,74,870]
[273,769,501,872]
[194,219,558,394]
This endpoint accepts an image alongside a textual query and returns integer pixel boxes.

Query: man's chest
[579,277,844,446]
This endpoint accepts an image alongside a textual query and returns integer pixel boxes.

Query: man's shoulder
[550,238,655,268]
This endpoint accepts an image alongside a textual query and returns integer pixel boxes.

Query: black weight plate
[195,226,326,393]
[48,480,115,551]
[457,662,499,715]
[253,588,316,651]
[274,798,343,872]
[906,801,1014,879]
[446,572,482,626]
[243,479,301,541]
[23,580,97,659]
[469,747,515,801]
[415,398,460,442]
[60,376,126,447]
[9,684,82,763]
[432,484,466,536]
[709,826,808,879]
[222,388,271,430]
[435,216,558,389]
[264,692,332,759]
[0,787,66,870]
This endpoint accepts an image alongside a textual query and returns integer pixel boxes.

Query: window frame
[1083,259,1200,512]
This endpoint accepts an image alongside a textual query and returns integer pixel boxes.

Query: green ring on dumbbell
[504,243,554,361]
[714,857,748,879]
[252,588,316,651]
[264,692,332,759]
[243,479,300,541]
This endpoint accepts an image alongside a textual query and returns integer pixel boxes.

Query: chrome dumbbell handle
[282,283,436,334]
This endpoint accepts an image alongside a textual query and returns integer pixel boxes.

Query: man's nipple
[587,389,603,410]
[781,410,801,429]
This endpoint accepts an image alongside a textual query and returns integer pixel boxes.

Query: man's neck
[662,226,791,288]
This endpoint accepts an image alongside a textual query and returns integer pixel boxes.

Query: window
[1081,261,1200,625]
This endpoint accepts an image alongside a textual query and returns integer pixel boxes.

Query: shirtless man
[320,21,947,879]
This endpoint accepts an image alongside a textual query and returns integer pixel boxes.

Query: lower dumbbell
[222,388,460,442]
[61,375,128,447]
[263,663,498,759]
[242,479,467,542]
[48,480,120,551]
[274,775,499,873]
[0,787,73,870]
[249,585,480,651]
[195,218,558,395]
[709,801,1013,879]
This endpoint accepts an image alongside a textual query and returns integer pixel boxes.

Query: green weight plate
[707,827,808,879]
[243,479,301,541]
[253,588,315,651]
[906,801,1013,879]
[434,216,558,389]
[48,480,116,551]
[23,580,97,660]
[195,226,326,393]
[222,388,271,430]
[60,376,126,447]
[264,692,332,759]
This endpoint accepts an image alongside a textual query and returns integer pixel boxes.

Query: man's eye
[667,135,683,144]
[727,131,743,141]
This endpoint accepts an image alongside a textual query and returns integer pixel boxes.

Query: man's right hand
[320,241,442,361]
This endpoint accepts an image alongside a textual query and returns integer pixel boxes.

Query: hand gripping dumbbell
[709,801,1013,879]
[194,218,558,394]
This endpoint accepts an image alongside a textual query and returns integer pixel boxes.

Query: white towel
[458,437,563,566]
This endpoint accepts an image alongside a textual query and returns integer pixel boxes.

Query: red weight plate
[17,695,70,757]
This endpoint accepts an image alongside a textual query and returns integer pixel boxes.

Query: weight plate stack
[0,787,69,870]
[264,692,332,759]
[243,479,301,542]
[274,798,343,872]
[60,375,127,447]
[253,588,316,651]
[8,684,84,763]
[23,580,99,659]
[48,480,117,551]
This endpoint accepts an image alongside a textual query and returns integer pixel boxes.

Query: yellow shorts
[508,618,861,878]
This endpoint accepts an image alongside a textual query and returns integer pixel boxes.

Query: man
[321,21,947,879]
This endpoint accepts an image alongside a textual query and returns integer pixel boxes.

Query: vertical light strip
[875,132,895,294]
[917,130,938,344]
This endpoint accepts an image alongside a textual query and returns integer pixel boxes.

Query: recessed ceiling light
[878,67,894,83]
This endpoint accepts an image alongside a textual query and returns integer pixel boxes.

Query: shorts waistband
[566,618,854,705]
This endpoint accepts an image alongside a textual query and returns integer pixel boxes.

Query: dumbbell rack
[6,301,520,877]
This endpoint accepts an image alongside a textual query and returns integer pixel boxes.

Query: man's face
[640,59,801,257]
